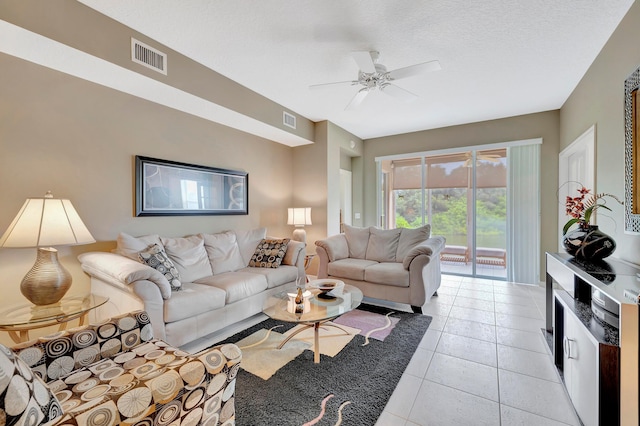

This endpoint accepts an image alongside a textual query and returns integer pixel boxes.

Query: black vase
[562,224,616,260]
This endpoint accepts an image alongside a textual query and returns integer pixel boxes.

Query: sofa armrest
[315,234,348,262]
[282,239,305,267]
[402,236,446,270]
[78,252,172,300]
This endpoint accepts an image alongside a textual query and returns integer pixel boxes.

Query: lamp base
[21,247,72,306]
[292,228,307,244]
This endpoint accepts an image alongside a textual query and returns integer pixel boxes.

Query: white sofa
[315,225,445,313]
[78,228,305,347]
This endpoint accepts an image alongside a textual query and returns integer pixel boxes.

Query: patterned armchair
[0,310,240,425]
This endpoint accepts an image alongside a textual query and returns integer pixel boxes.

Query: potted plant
[562,185,623,260]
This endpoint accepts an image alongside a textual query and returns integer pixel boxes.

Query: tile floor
[376,275,582,426]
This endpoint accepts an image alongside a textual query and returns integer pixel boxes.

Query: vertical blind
[507,144,540,284]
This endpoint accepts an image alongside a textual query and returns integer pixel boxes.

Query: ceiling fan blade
[351,51,377,73]
[309,80,357,90]
[389,60,442,80]
[380,84,418,102]
[345,89,369,111]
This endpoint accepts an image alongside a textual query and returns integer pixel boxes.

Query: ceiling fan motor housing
[358,63,390,90]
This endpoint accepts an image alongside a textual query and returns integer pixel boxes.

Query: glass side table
[0,294,109,344]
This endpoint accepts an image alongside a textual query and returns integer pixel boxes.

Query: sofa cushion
[366,228,401,262]
[201,231,246,274]
[161,235,213,282]
[327,258,378,281]
[195,272,269,304]
[364,262,410,287]
[236,227,267,265]
[0,343,63,425]
[249,238,289,268]
[396,225,431,261]
[138,244,182,291]
[241,265,298,289]
[114,232,163,260]
[344,225,371,259]
[163,282,227,323]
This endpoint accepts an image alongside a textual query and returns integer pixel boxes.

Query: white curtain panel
[507,143,541,284]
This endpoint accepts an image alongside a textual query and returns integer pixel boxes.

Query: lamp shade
[287,207,312,226]
[0,192,95,248]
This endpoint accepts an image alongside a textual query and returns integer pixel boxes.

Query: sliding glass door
[379,149,507,279]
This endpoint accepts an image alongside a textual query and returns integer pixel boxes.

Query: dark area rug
[219,304,432,425]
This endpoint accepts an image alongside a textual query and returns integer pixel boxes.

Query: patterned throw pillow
[249,238,290,268]
[138,244,182,291]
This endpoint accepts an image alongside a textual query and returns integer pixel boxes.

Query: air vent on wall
[131,38,167,75]
[283,111,297,129]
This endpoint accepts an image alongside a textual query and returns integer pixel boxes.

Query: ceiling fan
[463,152,502,167]
[310,51,441,110]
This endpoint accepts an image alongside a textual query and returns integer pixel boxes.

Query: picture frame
[135,156,248,216]
[624,67,640,233]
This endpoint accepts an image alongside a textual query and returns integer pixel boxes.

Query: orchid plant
[563,185,623,235]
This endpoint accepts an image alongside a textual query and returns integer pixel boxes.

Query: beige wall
[561,1,640,266]
[0,53,295,344]
[363,111,561,280]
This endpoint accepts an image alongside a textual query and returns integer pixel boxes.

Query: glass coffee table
[263,280,363,363]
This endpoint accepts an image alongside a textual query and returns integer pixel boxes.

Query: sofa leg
[411,305,423,314]
[433,291,438,297]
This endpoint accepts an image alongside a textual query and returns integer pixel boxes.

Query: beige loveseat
[315,225,445,313]
[79,228,305,347]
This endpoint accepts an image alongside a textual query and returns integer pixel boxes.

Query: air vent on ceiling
[131,38,167,75]
[283,111,297,129]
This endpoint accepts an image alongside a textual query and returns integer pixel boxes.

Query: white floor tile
[495,313,545,333]
[456,288,495,301]
[375,410,408,426]
[408,380,500,425]
[422,302,453,317]
[494,302,543,319]
[453,295,495,312]
[384,373,423,418]
[443,317,497,343]
[426,314,447,331]
[498,370,580,425]
[419,329,441,351]
[405,347,435,379]
[500,405,573,426]
[492,285,532,297]
[496,327,549,354]
[435,333,497,367]
[460,281,495,292]
[449,305,496,325]
[493,292,534,306]
[427,293,456,305]
[497,345,559,382]
[436,285,459,296]
[425,353,499,401]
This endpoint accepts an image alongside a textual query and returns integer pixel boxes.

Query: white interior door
[340,169,352,226]
[558,125,595,250]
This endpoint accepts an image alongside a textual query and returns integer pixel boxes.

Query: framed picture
[135,156,248,216]
[624,67,640,233]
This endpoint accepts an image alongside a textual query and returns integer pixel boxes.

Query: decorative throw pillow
[366,227,401,262]
[138,244,182,291]
[249,238,290,268]
[396,224,431,261]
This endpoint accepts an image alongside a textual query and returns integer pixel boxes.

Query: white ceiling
[78,0,633,140]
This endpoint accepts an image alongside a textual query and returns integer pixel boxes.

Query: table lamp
[0,191,95,306]
[287,207,312,244]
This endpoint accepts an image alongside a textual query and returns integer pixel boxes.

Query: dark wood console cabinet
[546,253,639,426]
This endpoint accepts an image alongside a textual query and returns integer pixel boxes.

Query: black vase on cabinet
[562,224,616,261]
